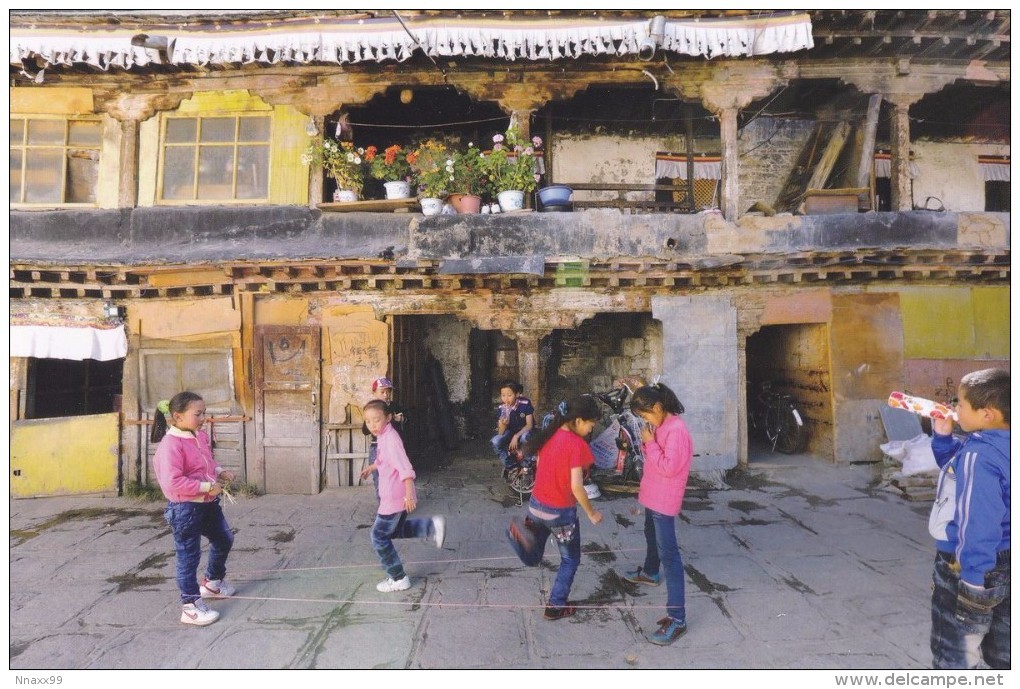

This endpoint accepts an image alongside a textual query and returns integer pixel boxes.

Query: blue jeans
[164,500,234,605]
[930,550,1010,669]
[640,508,686,624]
[491,428,532,470]
[371,511,436,581]
[506,497,581,608]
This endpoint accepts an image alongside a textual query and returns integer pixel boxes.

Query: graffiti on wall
[327,313,387,422]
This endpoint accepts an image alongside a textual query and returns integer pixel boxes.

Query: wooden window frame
[9,115,102,207]
[156,113,272,205]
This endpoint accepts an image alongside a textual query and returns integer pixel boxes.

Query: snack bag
[887,391,957,421]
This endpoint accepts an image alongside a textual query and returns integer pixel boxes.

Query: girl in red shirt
[506,394,603,620]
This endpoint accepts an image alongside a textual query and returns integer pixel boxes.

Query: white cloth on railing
[12,13,813,69]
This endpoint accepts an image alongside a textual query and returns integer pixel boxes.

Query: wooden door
[255,325,321,494]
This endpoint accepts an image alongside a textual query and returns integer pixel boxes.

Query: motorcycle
[748,380,808,454]
[589,385,647,489]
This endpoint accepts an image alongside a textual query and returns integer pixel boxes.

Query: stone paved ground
[10,439,953,678]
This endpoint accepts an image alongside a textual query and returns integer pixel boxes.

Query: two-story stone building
[9,10,1010,496]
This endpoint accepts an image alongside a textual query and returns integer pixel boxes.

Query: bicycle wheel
[508,466,535,496]
[774,402,807,454]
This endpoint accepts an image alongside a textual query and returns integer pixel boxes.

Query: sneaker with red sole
[200,578,236,598]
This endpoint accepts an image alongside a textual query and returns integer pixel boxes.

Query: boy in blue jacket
[929,368,1010,669]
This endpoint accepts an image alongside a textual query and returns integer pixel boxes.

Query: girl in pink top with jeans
[622,383,693,646]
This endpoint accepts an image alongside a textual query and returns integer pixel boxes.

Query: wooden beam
[797,120,853,214]
[855,94,883,205]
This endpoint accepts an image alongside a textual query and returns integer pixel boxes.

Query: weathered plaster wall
[425,316,472,404]
[652,294,738,472]
[885,284,1010,401]
[830,292,904,464]
[738,118,816,210]
[911,142,1010,213]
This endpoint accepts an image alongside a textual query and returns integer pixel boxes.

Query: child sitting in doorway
[491,380,535,479]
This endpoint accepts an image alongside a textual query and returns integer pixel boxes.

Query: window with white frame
[10,117,101,205]
[159,114,271,202]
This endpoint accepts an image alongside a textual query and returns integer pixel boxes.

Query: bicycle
[589,385,647,490]
[748,381,808,454]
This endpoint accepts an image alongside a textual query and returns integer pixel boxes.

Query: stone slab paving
[9,443,978,676]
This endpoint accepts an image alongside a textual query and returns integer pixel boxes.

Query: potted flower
[448,144,487,213]
[408,140,451,215]
[302,138,365,202]
[365,144,414,199]
[482,123,543,211]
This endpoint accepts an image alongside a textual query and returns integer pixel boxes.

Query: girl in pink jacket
[622,383,693,646]
[152,391,236,627]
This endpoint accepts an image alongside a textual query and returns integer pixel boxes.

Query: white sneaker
[200,578,236,598]
[376,576,412,593]
[432,516,447,549]
[180,599,219,626]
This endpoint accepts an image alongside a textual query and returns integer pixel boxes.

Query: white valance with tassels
[12,13,813,70]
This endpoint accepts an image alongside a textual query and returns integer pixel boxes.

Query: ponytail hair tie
[156,399,170,415]
[557,400,569,417]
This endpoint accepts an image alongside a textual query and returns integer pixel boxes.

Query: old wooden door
[255,325,321,494]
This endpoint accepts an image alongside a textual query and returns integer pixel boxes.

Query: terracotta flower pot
[449,193,482,214]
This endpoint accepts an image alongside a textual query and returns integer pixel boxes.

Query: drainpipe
[639,15,666,61]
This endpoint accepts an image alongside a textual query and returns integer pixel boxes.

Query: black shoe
[543,605,576,621]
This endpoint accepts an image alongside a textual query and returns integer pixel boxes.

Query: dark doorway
[25,357,123,419]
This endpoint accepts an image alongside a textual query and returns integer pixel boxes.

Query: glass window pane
[200,118,235,143]
[197,146,234,199]
[10,150,23,202]
[27,120,65,145]
[162,147,196,200]
[238,116,270,142]
[66,152,99,204]
[24,149,63,203]
[165,118,197,144]
[236,145,269,199]
[10,119,25,144]
[68,120,102,146]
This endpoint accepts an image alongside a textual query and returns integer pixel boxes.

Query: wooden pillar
[887,95,918,212]
[115,117,139,208]
[719,107,739,221]
[308,115,325,208]
[514,332,543,412]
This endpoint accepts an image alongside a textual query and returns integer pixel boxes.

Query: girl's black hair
[150,391,205,443]
[524,394,601,457]
[630,383,685,416]
[363,399,390,417]
[499,380,523,395]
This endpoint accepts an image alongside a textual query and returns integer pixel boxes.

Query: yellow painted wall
[10,87,94,115]
[137,90,309,206]
[897,286,1010,359]
[11,413,120,498]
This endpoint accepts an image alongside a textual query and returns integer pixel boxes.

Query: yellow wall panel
[899,287,975,359]
[898,286,1009,360]
[11,413,119,498]
[178,90,272,113]
[10,87,94,115]
[971,286,1010,358]
[270,104,311,205]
